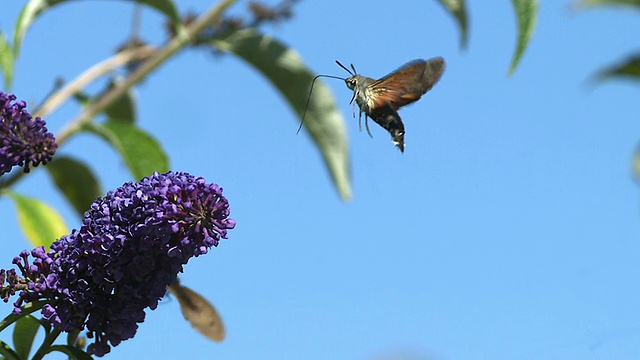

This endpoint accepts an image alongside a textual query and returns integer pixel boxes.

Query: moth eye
[346,79,356,89]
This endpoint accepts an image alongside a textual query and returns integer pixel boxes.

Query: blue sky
[3,1,640,359]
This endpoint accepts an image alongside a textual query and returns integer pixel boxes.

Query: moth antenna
[297,74,345,134]
[335,60,354,76]
[350,63,357,75]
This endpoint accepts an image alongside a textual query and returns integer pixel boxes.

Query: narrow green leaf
[13,316,40,360]
[85,121,169,180]
[8,192,68,248]
[633,145,640,180]
[0,340,20,360]
[0,32,13,89]
[72,91,92,109]
[0,301,48,333]
[437,0,469,48]
[66,330,82,348]
[47,156,102,217]
[595,54,640,82]
[509,0,538,75]
[14,0,65,57]
[579,0,640,7]
[47,345,93,360]
[104,80,137,124]
[210,28,352,200]
[133,0,181,25]
[14,0,180,58]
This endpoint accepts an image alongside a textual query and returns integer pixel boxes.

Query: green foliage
[85,120,170,181]
[0,32,12,89]
[103,83,137,124]
[0,340,21,360]
[0,304,44,334]
[7,192,68,248]
[47,157,102,217]
[580,0,640,6]
[13,316,39,360]
[210,28,352,200]
[438,0,469,49]
[597,55,640,81]
[45,345,93,360]
[510,0,538,75]
[579,0,640,83]
[14,0,180,58]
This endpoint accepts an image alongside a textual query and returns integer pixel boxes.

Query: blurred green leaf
[437,0,469,48]
[47,156,102,217]
[0,300,48,332]
[13,316,40,360]
[14,0,180,57]
[0,301,47,333]
[47,345,93,360]
[134,0,181,24]
[509,0,538,75]
[0,340,20,360]
[104,79,137,124]
[72,91,92,108]
[579,0,640,7]
[634,146,640,179]
[0,32,13,89]
[596,54,640,81]
[8,192,68,248]
[210,28,352,200]
[86,120,169,180]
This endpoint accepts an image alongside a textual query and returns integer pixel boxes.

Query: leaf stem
[55,0,238,145]
[0,0,238,190]
[32,328,62,360]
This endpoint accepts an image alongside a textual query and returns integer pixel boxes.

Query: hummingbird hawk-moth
[299,57,445,152]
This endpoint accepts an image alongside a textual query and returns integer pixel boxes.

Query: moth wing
[369,57,445,110]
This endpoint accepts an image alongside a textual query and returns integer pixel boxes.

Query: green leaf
[578,0,640,7]
[14,0,65,57]
[633,145,640,180]
[104,80,137,124]
[13,316,40,360]
[0,32,13,89]
[0,340,20,360]
[47,345,94,360]
[66,329,82,348]
[14,0,180,58]
[85,120,169,180]
[47,156,102,217]
[134,0,181,25]
[437,0,469,49]
[509,0,538,75]
[595,54,640,82]
[210,28,352,200]
[8,192,69,248]
[0,301,48,333]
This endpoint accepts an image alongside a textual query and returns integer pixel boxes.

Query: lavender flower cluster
[1,171,236,356]
[0,91,57,175]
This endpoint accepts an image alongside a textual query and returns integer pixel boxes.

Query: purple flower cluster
[0,91,57,175]
[1,171,235,356]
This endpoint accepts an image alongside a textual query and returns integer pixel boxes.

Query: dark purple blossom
[0,90,57,175]
[0,171,235,356]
